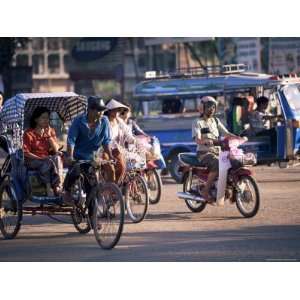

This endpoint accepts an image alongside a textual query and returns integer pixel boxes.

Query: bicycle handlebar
[73,159,116,166]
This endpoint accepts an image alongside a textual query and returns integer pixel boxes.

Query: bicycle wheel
[125,174,149,223]
[145,169,162,205]
[0,177,22,239]
[70,177,91,234]
[71,207,91,234]
[91,182,124,250]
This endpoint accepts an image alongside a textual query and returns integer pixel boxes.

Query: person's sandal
[207,198,217,206]
[202,191,216,205]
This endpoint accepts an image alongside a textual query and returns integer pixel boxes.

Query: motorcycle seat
[178,153,207,170]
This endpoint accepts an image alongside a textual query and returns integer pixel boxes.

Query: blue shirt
[67,114,111,160]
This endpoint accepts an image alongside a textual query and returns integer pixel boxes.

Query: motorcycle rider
[192,96,238,203]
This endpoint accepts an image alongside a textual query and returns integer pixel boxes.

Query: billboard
[268,38,300,74]
[235,38,261,72]
[218,37,261,72]
[68,37,124,81]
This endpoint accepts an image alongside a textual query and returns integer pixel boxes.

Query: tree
[184,39,220,69]
[0,37,29,98]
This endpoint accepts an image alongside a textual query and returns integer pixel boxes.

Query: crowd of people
[21,96,163,204]
[0,91,277,205]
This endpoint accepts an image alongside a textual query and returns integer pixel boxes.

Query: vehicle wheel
[235,175,260,218]
[169,153,184,183]
[0,177,22,239]
[145,169,162,204]
[71,207,91,234]
[91,182,124,250]
[183,172,206,213]
[125,174,149,223]
[70,177,91,234]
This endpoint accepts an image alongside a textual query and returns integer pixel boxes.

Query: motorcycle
[177,137,260,218]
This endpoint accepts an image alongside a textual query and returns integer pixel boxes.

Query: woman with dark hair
[23,106,62,197]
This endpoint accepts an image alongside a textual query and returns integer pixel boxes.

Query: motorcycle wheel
[183,172,206,213]
[235,175,260,218]
[145,169,162,204]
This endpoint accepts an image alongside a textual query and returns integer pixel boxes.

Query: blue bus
[133,65,300,182]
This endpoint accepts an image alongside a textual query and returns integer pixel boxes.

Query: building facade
[15,37,300,101]
[13,38,73,93]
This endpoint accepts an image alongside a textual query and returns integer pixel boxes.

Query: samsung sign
[72,37,118,61]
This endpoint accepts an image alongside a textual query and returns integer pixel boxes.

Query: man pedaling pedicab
[192,96,240,203]
[62,96,116,204]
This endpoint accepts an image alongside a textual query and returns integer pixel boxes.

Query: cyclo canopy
[0,92,87,151]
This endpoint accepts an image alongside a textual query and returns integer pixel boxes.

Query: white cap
[106,99,129,110]
[201,96,217,105]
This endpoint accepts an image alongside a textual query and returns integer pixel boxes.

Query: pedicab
[0,92,125,250]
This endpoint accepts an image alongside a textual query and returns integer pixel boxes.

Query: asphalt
[0,165,299,261]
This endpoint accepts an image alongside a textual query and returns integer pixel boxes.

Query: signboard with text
[68,37,124,81]
[235,38,261,72]
[269,38,300,74]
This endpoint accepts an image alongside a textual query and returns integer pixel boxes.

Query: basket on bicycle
[120,143,147,171]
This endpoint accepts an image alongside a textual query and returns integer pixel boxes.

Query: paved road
[0,166,300,261]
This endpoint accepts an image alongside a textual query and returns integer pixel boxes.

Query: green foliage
[0,38,29,71]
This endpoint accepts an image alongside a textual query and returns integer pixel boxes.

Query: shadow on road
[1,224,299,262]
[143,212,244,222]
